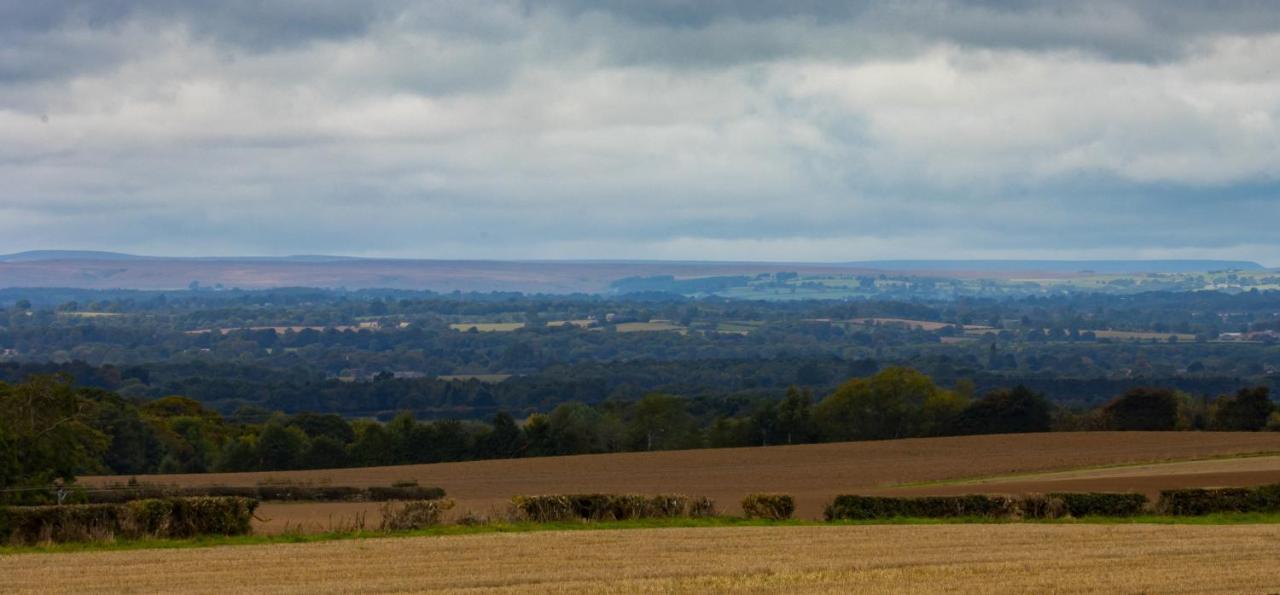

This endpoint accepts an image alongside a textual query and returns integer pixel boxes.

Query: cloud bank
[2,1,1279,263]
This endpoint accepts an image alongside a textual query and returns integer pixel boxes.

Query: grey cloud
[1,1,1279,264]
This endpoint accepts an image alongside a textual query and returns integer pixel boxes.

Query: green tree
[1102,388,1180,431]
[627,393,697,451]
[216,436,259,472]
[812,367,945,441]
[949,385,1052,435]
[480,412,525,459]
[288,413,355,444]
[256,423,309,470]
[303,435,349,469]
[1213,387,1275,431]
[776,387,813,444]
[523,414,554,457]
[348,423,395,466]
[0,376,108,498]
[547,402,606,455]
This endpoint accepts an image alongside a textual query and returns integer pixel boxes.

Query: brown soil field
[83,432,1280,533]
[882,454,1280,499]
[5,524,1280,593]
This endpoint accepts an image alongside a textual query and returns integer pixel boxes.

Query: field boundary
[6,513,1280,556]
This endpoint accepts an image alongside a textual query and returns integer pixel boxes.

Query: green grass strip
[5,512,1280,556]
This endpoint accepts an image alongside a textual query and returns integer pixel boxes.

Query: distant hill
[0,252,1268,293]
[846,260,1264,274]
[0,250,152,263]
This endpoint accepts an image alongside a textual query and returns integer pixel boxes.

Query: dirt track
[83,432,1280,532]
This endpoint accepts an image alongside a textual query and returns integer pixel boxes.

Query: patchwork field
[5,524,1280,593]
[84,432,1280,533]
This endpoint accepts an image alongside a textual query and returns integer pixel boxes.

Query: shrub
[510,494,714,523]
[167,497,258,537]
[824,495,1018,521]
[0,497,257,545]
[1048,492,1148,517]
[741,494,795,520]
[379,499,456,531]
[1017,494,1067,519]
[1158,484,1280,515]
[364,486,447,502]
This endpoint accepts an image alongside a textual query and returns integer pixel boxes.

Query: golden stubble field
[82,432,1280,533]
[5,524,1280,593]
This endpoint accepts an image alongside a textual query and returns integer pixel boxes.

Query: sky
[2,1,1279,264]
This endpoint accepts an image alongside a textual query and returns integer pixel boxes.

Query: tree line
[2,369,1276,498]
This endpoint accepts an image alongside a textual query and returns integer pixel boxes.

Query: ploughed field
[83,432,1280,533]
[6,524,1280,593]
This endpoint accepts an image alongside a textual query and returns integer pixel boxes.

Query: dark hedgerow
[0,497,258,545]
[511,494,715,523]
[79,484,444,504]
[741,494,795,520]
[824,494,1019,521]
[1048,492,1148,517]
[1158,484,1280,516]
[379,499,456,531]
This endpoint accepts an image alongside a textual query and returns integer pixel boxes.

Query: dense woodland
[0,288,1276,421]
[2,368,1275,498]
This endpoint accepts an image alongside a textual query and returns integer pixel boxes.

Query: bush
[824,495,1019,521]
[379,499,455,531]
[1049,492,1148,517]
[1017,494,1067,519]
[364,486,447,502]
[0,497,258,545]
[741,494,795,520]
[511,494,715,523]
[1158,484,1280,515]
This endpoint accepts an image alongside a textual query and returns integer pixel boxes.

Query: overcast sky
[2,1,1279,264]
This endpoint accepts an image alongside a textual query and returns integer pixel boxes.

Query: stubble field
[5,524,1280,593]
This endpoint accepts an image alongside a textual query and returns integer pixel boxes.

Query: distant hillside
[0,252,1268,293]
[847,260,1264,274]
[0,250,151,263]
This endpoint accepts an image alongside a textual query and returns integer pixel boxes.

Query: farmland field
[614,320,686,333]
[83,432,1280,533]
[5,524,1280,593]
[448,322,526,332]
[884,453,1280,498]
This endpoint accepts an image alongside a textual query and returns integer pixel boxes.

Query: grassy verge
[5,513,1280,556]
[889,450,1280,489]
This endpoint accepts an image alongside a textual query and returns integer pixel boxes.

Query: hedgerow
[824,494,1019,521]
[1049,492,1148,517]
[379,499,456,531]
[823,492,1149,521]
[0,497,258,545]
[741,494,795,520]
[511,494,715,523]
[1158,484,1280,515]
[80,484,445,504]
